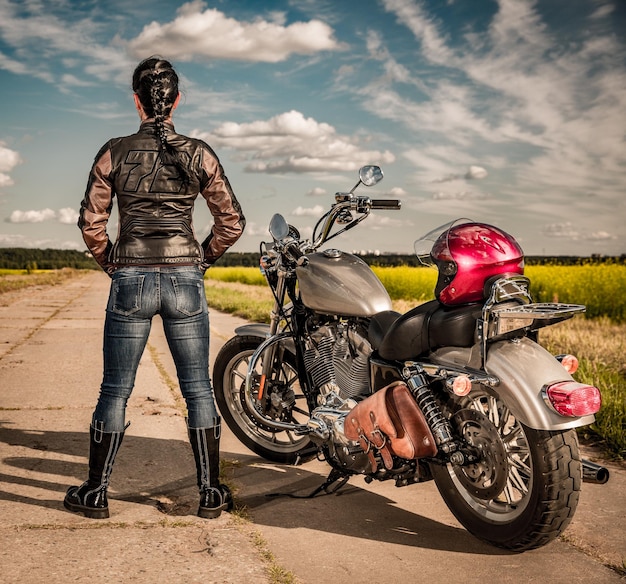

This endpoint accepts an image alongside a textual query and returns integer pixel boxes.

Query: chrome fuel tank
[296,249,392,317]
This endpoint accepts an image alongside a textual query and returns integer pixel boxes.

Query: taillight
[544,381,601,417]
[556,354,579,374]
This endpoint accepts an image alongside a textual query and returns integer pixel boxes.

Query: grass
[0,267,86,295]
[204,279,275,322]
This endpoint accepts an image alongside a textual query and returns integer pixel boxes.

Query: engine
[300,319,431,482]
[305,391,372,473]
[302,320,374,473]
[302,320,372,401]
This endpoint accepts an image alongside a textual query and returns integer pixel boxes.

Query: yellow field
[207,264,626,322]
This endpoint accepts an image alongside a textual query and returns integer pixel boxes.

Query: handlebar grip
[371,199,401,210]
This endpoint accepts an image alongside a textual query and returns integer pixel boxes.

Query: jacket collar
[139,120,175,133]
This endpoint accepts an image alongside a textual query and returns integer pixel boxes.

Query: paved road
[0,271,624,584]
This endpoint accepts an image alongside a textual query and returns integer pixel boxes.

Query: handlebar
[309,195,402,250]
[371,199,401,210]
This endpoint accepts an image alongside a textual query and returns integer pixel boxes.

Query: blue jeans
[93,266,218,432]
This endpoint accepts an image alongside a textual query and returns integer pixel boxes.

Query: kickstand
[267,468,350,499]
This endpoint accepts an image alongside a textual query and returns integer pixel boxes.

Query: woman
[64,57,245,520]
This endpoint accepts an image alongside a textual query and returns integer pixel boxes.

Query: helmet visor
[414,218,474,266]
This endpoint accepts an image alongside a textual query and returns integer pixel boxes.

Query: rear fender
[484,337,595,430]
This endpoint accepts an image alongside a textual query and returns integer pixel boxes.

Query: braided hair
[132,57,190,184]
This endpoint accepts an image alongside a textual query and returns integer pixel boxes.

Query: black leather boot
[64,424,125,519]
[188,423,233,519]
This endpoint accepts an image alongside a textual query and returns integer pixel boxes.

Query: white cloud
[0,2,131,86]
[465,166,488,180]
[380,0,453,65]
[0,233,81,250]
[432,166,488,183]
[386,187,407,197]
[433,191,489,201]
[0,142,22,174]
[541,223,616,242]
[192,110,395,174]
[542,222,579,239]
[583,231,616,242]
[307,187,327,197]
[364,213,411,231]
[239,222,269,237]
[57,207,79,225]
[291,205,325,217]
[9,209,57,223]
[128,1,344,63]
[7,208,78,224]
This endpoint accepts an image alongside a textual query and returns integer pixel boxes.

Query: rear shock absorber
[403,364,458,456]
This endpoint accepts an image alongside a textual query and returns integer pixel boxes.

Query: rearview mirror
[359,165,383,187]
[269,214,290,240]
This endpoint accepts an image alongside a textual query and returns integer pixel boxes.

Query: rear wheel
[431,387,582,551]
[214,335,315,464]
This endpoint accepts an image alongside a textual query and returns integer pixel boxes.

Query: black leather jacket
[79,121,245,273]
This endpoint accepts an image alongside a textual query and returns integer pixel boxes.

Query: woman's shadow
[0,422,507,555]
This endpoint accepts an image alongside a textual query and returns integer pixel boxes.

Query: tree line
[0,248,99,270]
[0,248,623,271]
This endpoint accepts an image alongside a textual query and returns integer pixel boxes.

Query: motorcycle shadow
[226,450,510,556]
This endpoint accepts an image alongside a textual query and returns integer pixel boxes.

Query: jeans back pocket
[110,275,145,316]
[171,274,204,316]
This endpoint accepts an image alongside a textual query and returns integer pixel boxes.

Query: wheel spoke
[508,454,531,478]
[498,405,512,432]
[511,465,529,492]
[502,424,523,443]
[487,395,499,426]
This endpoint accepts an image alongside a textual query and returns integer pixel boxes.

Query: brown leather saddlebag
[344,381,437,472]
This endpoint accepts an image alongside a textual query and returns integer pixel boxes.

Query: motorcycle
[213,165,606,551]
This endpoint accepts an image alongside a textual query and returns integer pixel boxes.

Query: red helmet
[428,221,524,305]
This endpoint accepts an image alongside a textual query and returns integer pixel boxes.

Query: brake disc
[451,408,509,500]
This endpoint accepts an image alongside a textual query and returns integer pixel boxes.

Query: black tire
[214,335,315,464]
[430,387,582,551]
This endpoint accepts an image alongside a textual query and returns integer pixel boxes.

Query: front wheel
[214,335,315,464]
[431,388,582,551]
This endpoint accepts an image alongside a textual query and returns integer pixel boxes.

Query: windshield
[413,218,474,266]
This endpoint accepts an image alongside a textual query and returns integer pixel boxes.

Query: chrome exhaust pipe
[582,458,610,484]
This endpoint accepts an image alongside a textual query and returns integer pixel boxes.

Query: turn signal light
[556,354,579,374]
[544,381,601,417]
[451,375,472,396]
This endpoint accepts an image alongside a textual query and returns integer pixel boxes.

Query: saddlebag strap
[345,381,437,471]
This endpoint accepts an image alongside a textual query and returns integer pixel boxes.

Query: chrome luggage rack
[476,275,586,366]
[490,302,585,336]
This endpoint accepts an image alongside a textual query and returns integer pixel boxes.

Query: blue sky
[0,0,624,256]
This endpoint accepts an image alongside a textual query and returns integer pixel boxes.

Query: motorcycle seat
[370,300,482,361]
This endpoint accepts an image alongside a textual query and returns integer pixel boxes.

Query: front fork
[257,271,289,405]
[403,364,480,466]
